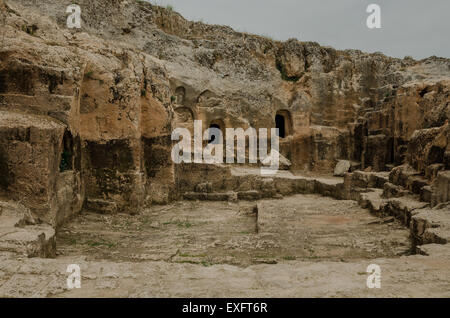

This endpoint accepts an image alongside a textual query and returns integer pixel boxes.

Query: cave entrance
[207,119,225,145]
[275,110,292,139]
[275,115,285,138]
[208,124,222,144]
[59,131,74,172]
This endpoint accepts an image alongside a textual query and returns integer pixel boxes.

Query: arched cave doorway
[275,110,292,138]
[208,124,221,144]
[275,114,286,138]
[175,86,186,104]
[208,119,225,145]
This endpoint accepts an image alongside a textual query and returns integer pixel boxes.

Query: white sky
[147,0,450,59]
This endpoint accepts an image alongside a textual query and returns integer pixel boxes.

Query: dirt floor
[57,195,412,266]
[1,194,449,298]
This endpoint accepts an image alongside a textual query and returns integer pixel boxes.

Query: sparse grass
[201,261,213,267]
[163,220,193,228]
[166,5,174,12]
[283,256,296,261]
[68,239,77,245]
[85,70,94,80]
[86,239,116,249]
[140,215,150,224]
[179,253,207,258]
[175,260,198,265]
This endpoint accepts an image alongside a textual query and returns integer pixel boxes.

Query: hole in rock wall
[207,119,225,145]
[275,114,286,138]
[59,131,74,172]
[208,123,221,144]
[0,147,11,190]
[428,146,445,165]
[275,110,292,139]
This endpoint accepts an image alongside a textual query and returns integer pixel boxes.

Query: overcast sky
[147,0,450,60]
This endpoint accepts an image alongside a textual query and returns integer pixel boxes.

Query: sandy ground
[1,194,449,297]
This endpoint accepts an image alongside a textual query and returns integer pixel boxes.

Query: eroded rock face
[0,0,449,225]
[334,160,351,177]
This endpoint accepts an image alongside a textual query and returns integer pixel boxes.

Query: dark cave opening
[275,114,286,138]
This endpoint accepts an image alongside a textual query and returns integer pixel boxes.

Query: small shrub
[22,24,38,36]
[85,70,94,79]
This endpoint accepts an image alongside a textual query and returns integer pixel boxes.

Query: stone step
[416,243,450,256]
[386,196,429,227]
[183,191,237,201]
[358,189,387,215]
[411,203,450,246]
[84,199,118,214]
[389,164,421,188]
[420,185,433,203]
[0,201,55,258]
[408,175,429,195]
[356,188,430,227]
[383,182,409,198]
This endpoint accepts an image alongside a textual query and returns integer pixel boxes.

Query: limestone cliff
[0,0,449,226]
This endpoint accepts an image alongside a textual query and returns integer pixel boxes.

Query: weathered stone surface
[84,199,118,214]
[0,200,55,258]
[0,111,83,226]
[183,191,235,201]
[194,182,213,193]
[383,182,409,198]
[0,0,449,299]
[0,0,448,225]
[333,160,351,176]
[431,170,450,207]
[389,164,419,188]
[358,189,387,215]
[411,204,450,245]
[421,185,433,203]
[386,196,429,226]
[238,190,262,201]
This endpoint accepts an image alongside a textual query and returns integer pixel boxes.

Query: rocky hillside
[0,0,449,226]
